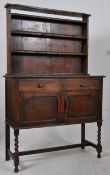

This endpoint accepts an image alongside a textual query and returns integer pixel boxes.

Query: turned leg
[81,123,85,149]
[5,123,10,161]
[97,121,102,158]
[14,129,19,173]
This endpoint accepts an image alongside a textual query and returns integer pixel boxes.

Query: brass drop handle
[37,82,44,88]
[80,83,85,88]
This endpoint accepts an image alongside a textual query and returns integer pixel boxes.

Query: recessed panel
[22,95,58,122]
[67,95,97,118]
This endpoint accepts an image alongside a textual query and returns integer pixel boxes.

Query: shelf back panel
[12,56,82,74]
[6,6,89,75]
[12,36,82,53]
[11,18,82,36]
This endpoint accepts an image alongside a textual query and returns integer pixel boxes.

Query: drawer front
[19,79,62,92]
[65,78,101,90]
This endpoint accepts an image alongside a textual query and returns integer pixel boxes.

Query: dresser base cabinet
[4,3,105,173]
[5,76,103,172]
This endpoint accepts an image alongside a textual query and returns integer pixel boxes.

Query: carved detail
[97,121,102,158]
[14,130,19,173]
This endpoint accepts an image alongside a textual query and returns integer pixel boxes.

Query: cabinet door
[64,90,101,124]
[19,92,61,127]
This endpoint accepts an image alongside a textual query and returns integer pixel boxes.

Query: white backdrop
[0,0,110,174]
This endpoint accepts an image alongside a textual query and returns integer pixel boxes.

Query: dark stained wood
[4,3,104,173]
[8,149,15,161]
[82,15,89,73]
[12,50,86,56]
[8,140,99,162]
[5,74,104,78]
[81,123,85,149]
[12,36,82,53]
[20,93,61,125]
[12,55,36,74]
[64,78,101,90]
[97,121,102,158]
[11,13,88,25]
[6,8,12,74]
[6,78,103,128]
[85,140,97,149]
[19,79,62,92]
[6,79,17,124]
[11,31,87,40]
[5,124,10,161]
[64,90,100,122]
[14,129,19,173]
[5,3,91,17]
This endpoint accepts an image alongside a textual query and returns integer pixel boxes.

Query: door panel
[65,90,100,123]
[19,92,61,126]
[67,95,97,118]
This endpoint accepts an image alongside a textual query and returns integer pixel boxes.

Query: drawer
[64,78,101,90]
[19,79,62,92]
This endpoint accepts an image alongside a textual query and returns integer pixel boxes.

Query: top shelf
[5,3,91,18]
[11,13,88,25]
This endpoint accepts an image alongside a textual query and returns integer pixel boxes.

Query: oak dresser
[4,3,105,172]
